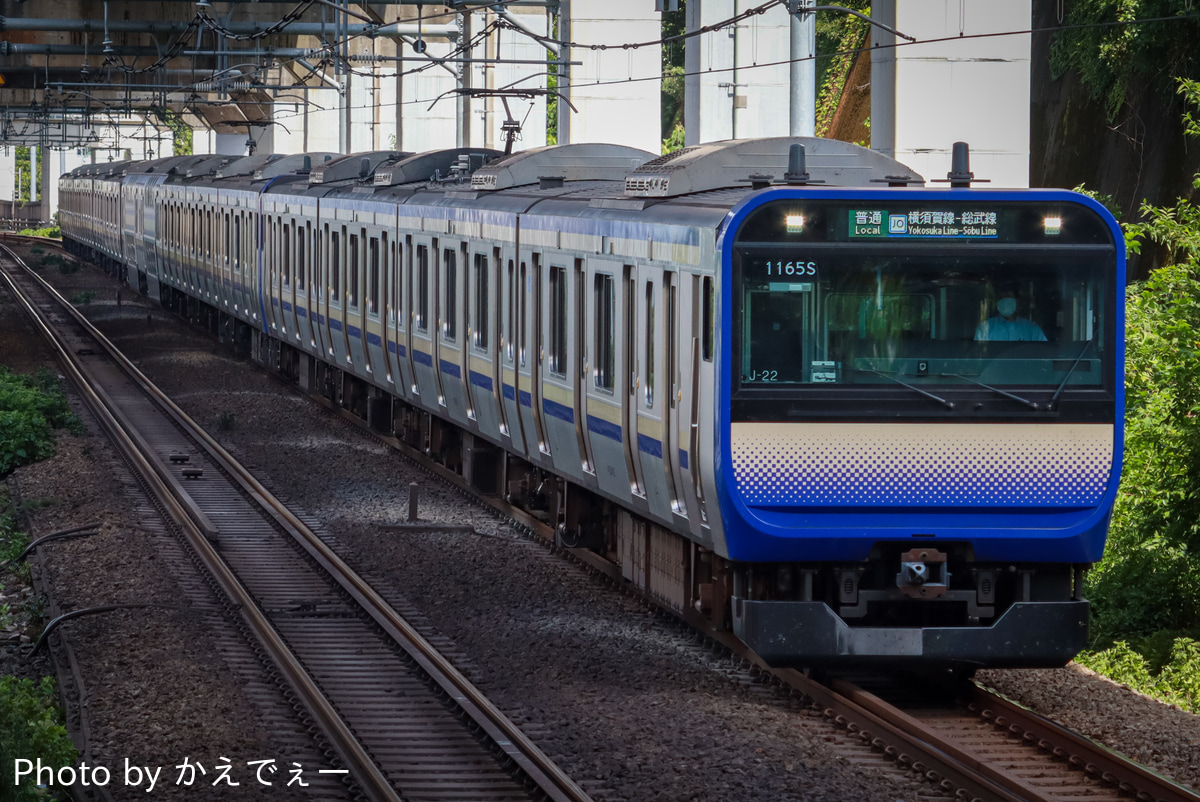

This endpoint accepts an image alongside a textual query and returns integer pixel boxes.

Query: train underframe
[85,256,1090,669]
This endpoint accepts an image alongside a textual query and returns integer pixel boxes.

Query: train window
[368,237,380,316]
[594,273,615,392]
[331,230,341,302]
[473,253,489,350]
[297,226,306,291]
[392,237,402,326]
[519,262,527,367]
[443,248,457,341]
[283,223,291,287]
[702,276,714,362]
[549,265,567,377]
[416,244,429,332]
[506,259,515,361]
[234,216,241,275]
[645,280,655,408]
[349,233,360,308]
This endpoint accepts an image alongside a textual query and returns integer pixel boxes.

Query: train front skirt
[732,598,1089,668]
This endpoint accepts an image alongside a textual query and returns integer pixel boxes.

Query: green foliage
[814,1,870,137]
[150,107,193,156]
[0,676,77,802]
[11,147,42,204]
[16,228,60,240]
[69,291,96,306]
[1082,79,1200,703]
[0,369,81,480]
[655,0,870,149]
[1049,1,1200,122]
[661,2,686,151]
[662,64,685,153]
[1077,638,1200,712]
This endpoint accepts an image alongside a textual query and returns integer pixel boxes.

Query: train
[57,137,1125,669]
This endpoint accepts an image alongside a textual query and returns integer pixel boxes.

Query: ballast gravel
[3,243,1199,801]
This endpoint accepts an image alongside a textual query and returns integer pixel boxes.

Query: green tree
[1087,79,1200,644]
[661,2,686,153]
[1049,0,1200,122]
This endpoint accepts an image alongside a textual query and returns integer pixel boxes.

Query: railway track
[7,235,1200,802]
[0,240,592,802]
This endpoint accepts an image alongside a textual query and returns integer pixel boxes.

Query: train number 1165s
[765,261,817,276]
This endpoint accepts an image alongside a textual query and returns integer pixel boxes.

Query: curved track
[0,239,592,802]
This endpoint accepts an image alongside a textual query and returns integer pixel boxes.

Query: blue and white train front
[715,189,1124,668]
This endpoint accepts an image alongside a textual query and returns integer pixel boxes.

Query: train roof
[73,138,926,229]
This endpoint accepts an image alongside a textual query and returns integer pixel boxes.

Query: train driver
[974,286,1047,342]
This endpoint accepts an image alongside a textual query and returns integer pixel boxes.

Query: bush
[0,676,77,802]
[69,291,96,306]
[0,369,81,480]
[16,227,60,240]
[1077,638,1200,713]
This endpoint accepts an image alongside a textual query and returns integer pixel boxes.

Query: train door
[279,218,294,333]
[467,248,501,440]
[437,241,468,421]
[635,263,675,520]
[584,259,635,501]
[383,230,400,389]
[410,237,440,409]
[624,265,646,499]
[391,234,416,402]
[541,260,583,481]
[573,259,594,478]
[314,221,331,360]
[346,226,368,372]
[499,252,525,453]
[664,273,686,518]
[678,273,712,533]
[295,220,314,351]
[329,222,351,366]
[517,253,548,460]
[364,230,387,382]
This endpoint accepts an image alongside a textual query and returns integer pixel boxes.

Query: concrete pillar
[871,0,1031,187]
[567,0,660,153]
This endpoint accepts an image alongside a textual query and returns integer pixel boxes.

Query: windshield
[731,218,1117,424]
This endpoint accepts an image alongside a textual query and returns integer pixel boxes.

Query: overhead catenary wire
[6,7,1199,143]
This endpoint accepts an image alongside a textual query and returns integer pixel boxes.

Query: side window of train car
[443,247,457,341]
[645,280,655,408]
[369,236,380,316]
[416,244,429,332]
[506,259,515,360]
[348,231,360,308]
[702,275,715,362]
[283,222,292,287]
[473,253,489,350]
[233,214,241,278]
[519,262,528,367]
[594,273,615,392]
[391,236,402,327]
[549,265,567,377]
[331,229,341,303]
[297,225,306,291]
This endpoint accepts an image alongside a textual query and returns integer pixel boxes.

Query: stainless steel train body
[58,138,1125,669]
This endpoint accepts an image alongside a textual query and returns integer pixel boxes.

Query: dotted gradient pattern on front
[730,423,1114,507]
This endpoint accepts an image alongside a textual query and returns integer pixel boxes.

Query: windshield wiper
[850,368,956,410]
[1049,340,1093,408]
[938,373,1041,410]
